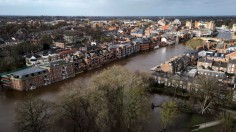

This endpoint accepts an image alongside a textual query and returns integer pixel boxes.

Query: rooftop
[10,67,47,78]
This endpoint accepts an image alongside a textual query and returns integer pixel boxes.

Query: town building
[40,60,75,83]
[185,21,193,29]
[2,67,50,91]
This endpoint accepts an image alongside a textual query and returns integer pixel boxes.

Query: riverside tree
[15,96,53,132]
[160,101,179,130]
[90,66,150,132]
[186,38,204,50]
[54,82,97,132]
[50,66,151,132]
[193,77,221,114]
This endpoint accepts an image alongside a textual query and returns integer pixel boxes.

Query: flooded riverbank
[0,44,191,132]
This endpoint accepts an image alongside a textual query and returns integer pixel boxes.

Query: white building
[185,21,193,29]
[232,24,236,32]
[158,18,166,26]
[173,19,181,26]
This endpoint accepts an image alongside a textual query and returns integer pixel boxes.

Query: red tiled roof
[161,25,169,30]
[59,50,75,55]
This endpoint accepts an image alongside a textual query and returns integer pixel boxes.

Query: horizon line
[1,15,236,17]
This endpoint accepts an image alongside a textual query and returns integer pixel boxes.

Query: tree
[55,82,97,132]
[90,66,150,132]
[194,77,221,114]
[40,35,53,45]
[15,96,52,132]
[160,101,179,130]
[217,111,234,132]
[186,38,204,50]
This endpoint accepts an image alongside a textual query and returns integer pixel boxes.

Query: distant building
[158,18,167,26]
[130,29,144,37]
[232,24,236,32]
[172,19,181,26]
[185,21,193,29]
[194,21,215,30]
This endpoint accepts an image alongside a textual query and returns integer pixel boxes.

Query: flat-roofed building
[7,67,50,91]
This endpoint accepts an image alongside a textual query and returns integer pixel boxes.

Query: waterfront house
[101,48,115,63]
[122,42,134,56]
[40,60,75,83]
[132,41,141,53]
[73,51,87,73]
[108,44,125,59]
[83,49,104,69]
[133,38,150,51]
[5,67,50,91]
[160,55,191,74]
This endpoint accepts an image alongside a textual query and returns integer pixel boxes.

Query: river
[0,44,191,132]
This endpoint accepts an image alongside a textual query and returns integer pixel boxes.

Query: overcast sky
[0,0,235,16]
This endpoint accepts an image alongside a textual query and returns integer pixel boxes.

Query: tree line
[15,66,153,132]
[14,66,236,132]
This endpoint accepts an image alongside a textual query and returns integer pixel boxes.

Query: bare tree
[55,82,97,132]
[15,96,52,132]
[90,66,150,132]
[194,77,221,114]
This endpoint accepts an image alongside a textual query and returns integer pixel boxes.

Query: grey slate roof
[10,67,47,78]
[229,59,236,64]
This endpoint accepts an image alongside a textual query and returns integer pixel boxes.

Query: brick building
[5,67,49,91]
[40,60,75,82]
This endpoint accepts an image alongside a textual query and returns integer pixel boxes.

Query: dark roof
[198,58,213,63]
[184,50,197,55]
[41,60,70,67]
[229,59,236,64]
[86,45,99,51]
[0,38,5,45]
[73,43,84,48]
[10,67,47,78]
[25,53,41,59]
[213,53,225,58]
[212,61,228,68]
[133,37,150,44]
[216,44,224,49]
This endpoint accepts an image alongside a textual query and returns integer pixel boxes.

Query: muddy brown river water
[0,44,192,132]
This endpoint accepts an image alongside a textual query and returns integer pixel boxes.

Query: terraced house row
[0,38,158,91]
